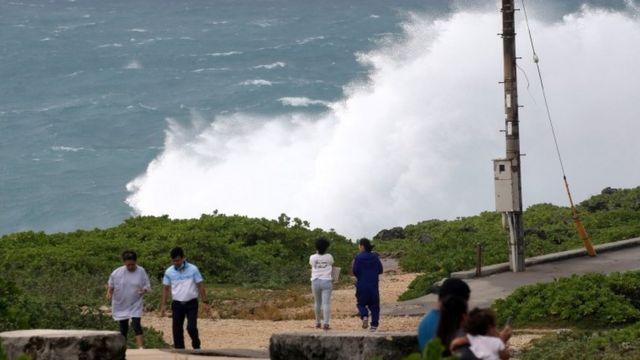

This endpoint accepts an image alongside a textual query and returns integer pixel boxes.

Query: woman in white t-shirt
[309,237,334,330]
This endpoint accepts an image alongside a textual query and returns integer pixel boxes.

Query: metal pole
[475,243,483,277]
[501,0,525,271]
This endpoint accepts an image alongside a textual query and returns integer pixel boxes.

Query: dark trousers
[118,317,143,338]
[171,298,201,349]
[356,287,380,327]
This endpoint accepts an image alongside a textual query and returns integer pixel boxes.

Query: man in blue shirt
[352,238,383,332]
[160,247,210,349]
[417,278,471,352]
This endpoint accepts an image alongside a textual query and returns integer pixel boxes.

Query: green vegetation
[493,271,640,328]
[521,324,640,360]
[492,271,640,359]
[0,213,356,347]
[374,186,640,300]
[0,342,32,360]
[2,185,639,351]
[0,277,167,349]
[401,338,457,360]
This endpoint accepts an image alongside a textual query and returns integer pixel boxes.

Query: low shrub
[493,272,640,327]
[522,323,640,360]
[377,187,640,301]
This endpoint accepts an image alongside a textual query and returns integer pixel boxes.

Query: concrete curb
[165,349,269,358]
[451,237,640,279]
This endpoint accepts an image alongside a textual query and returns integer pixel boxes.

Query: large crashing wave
[126,6,640,238]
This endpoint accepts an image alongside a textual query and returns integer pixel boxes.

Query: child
[352,238,383,332]
[455,308,509,360]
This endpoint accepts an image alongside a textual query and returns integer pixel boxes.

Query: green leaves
[375,186,640,301]
[522,323,640,360]
[493,272,640,327]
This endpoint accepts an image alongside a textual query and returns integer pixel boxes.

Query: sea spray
[127,7,640,238]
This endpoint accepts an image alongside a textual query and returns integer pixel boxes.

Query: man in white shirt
[107,250,151,348]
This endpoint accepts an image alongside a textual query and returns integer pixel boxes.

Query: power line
[520,0,567,177]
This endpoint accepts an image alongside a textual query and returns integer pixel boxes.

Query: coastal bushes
[0,278,167,348]
[375,186,640,300]
[492,270,640,359]
[520,324,640,360]
[0,213,356,346]
[493,272,640,327]
[0,213,355,288]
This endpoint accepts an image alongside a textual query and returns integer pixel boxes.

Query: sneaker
[315,323,321,329]
[323,324,331,331]
[362,316,369,329]
[369,326,378,332]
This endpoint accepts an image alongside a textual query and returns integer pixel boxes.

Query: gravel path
[145,264,421,350]
[144,262,544,353]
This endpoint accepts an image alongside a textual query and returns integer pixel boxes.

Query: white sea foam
[253,62,286,69]
[192,67,230,73]
[138,38,160,46]
[51,146,84,152]
[124,60,142,70]
[296,36,325,45]
[240,79,273,86]
[65,71,84,77]
[127,7,640,238]
[138,103,157,111]
[278,97,330,107]
[208,20,229,25]
[97,43,122,48]
[206,51,243,57]
[253,19,277,28]
[370,14,381,19]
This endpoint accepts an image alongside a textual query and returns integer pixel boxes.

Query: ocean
[2,0,639,238]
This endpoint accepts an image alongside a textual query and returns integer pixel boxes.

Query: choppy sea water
[2,0,639,237]
[0,0,441,234]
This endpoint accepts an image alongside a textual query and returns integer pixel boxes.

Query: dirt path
[145,262,421,350]
[144,260,544,353]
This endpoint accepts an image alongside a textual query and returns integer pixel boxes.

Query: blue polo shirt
[417,309,440,352]
[162,261,203,302]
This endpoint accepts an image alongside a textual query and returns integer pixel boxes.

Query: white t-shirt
[467,334,505,360]
[309,253,334,281]
[108,266,151,321]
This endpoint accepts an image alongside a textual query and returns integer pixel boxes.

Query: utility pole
[494,0,525,272]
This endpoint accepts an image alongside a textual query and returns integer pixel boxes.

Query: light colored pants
[311,279,333,325]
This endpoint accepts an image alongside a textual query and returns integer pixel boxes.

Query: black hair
[438,278,471,302]
[121,250,137,261]
[315,237,330,255]
[170,247,185,259]
[358,238,374,252]
[436,295,468,357]
[464,308,496,336]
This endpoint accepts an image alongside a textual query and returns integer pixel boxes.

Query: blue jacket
[417,309,440,352]
[352,251,383,289]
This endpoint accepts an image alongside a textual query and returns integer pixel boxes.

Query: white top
[467,334,505,360]
[108,266,151,321]
[162,261,204,302]
[309,253,334,281]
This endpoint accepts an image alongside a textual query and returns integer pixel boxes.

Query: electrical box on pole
[493,159,521,212]
[496,0,526,272]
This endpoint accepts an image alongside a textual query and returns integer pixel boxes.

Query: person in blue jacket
[352,238,383,332]
[417,278,471,352]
